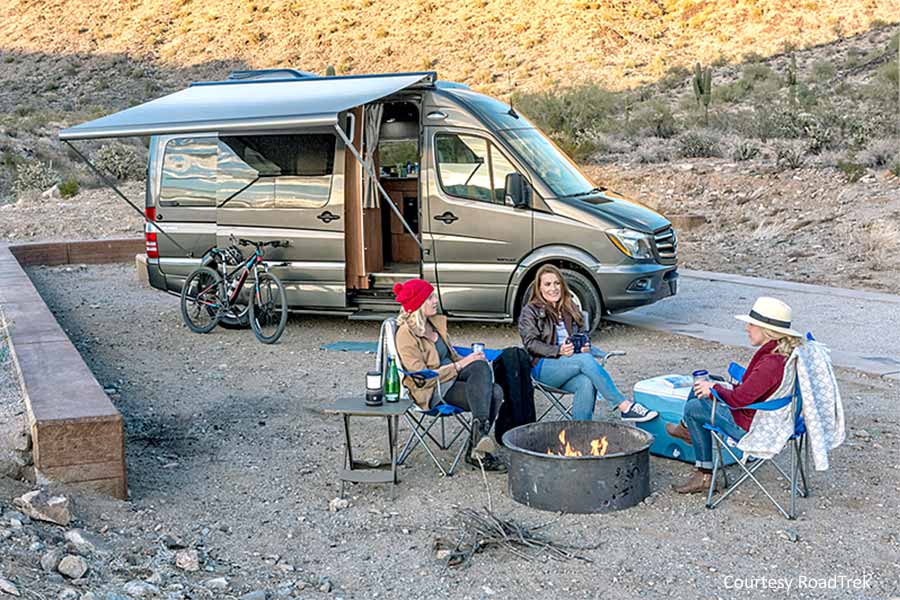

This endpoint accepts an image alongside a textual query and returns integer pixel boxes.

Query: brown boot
[673,470,716,494]
[665,422,693,445]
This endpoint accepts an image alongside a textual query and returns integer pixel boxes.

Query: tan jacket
[395,315,462,409]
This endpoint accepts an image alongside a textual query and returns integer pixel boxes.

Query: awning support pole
[63,140,194,258]
[333,118,424,252]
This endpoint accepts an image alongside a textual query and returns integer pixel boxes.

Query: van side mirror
[504,173,531,208]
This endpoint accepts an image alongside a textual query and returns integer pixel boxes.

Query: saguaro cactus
[692,62,712,126]
[787,54,799,107]
[325,65,336,76]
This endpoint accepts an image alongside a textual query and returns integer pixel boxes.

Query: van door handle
[433,211,458,225]
[317,211,340,223]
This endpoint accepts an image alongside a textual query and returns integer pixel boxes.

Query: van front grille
[654,227,677,263]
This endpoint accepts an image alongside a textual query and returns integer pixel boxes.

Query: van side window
[219,134,336,209]
[160,138,218,207]
[435,133,518,205]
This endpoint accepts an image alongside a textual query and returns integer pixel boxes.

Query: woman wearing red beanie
[394,279,506,472]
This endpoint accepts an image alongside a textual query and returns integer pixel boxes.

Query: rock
[41,549,64,572]
[41,184,61,200]
[57,555,89,579]
[328,497,349,512]
[0,415,31,452]
[122,581,159,597]
[146,571,163,586]
[80,593,97,600]
[65,530,96,555]
[161,535,186,549]
[777,528,800,543]
[239,591,268,600]
[204,577,229,591]
[174,549,199,572]
[0,578,20,596]
[14,490,72,526]
[8,519,22,529]
[318,579,332,593]
[58,588,79,600]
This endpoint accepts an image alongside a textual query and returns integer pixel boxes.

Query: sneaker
[620,401,658,423]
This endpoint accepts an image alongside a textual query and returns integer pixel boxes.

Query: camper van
[60,70,677,330]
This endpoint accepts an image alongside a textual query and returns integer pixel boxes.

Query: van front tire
[521,267,603,332]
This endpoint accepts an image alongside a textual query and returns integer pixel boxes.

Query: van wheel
[521,268,603,332]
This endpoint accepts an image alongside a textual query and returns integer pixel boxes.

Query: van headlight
[605,228,654,259]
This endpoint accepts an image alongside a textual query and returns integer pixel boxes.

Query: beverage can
[471,342,485,354]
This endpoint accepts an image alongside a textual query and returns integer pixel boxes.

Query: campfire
[503,421,652,513]
[547,428,608,457]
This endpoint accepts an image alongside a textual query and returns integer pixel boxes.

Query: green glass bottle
[385,357,400,402]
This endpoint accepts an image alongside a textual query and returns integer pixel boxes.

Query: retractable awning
[59,72,434,140]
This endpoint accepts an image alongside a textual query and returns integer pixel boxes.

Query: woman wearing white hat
[667,297,805,494]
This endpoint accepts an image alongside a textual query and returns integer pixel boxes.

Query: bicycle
[180,237,290,344]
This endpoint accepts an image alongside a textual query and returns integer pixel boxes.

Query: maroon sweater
[713,340,787,431]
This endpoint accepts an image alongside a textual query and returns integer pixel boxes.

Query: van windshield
[499,127,596,198]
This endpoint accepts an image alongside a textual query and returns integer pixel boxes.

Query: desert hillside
[1,0,899,96]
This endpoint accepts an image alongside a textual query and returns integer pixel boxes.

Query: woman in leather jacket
[518,265,657,422]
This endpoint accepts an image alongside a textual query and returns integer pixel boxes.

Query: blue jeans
[683,396,747,469]
[533,348,627,420]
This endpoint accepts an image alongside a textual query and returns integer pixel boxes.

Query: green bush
[513,84,620,143]
[810,60,836,83]
[92,143,144,181]
[775,142,805,170]
[58,177,79,198]
[13,161,59,197]
[731,139,761,161]
[675,130,722,158]
[629,99,678,138]
[836,159,866,182]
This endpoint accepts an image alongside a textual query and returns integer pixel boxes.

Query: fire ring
[502,421,653,514]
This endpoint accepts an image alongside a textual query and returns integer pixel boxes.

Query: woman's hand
[559,341,575,357]
[693,380,716,399]
[457,351,485,371]
[580,343,591,354]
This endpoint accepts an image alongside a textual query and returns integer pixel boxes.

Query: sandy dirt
[0,263,895,599]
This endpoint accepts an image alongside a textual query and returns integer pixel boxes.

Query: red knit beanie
[393,279,435,313]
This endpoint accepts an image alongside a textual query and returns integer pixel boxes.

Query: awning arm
[333,116,424,252]
[63,140,195,258]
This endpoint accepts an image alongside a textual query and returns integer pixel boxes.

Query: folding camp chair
[705,338,814,520]
[533,350,626,421]
[375,318,472,477]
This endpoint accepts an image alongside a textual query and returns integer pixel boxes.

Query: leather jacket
[517,302,586,366]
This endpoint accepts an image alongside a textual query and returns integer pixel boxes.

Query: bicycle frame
[223,248,268,305]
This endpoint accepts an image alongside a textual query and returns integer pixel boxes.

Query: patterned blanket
[737,341,845,471]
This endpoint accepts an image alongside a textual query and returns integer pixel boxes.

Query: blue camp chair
[705,334,815,519]
[376,318,500,477]
[530,310,626,421]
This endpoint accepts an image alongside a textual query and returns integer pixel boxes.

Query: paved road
[609,269,900,378]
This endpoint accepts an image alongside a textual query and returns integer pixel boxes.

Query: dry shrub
[751,218,790,240]
[857,139,899,168]
[675,129,722,158]
[861,221,900,269]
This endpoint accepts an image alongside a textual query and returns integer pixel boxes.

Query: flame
[547,429,608,457]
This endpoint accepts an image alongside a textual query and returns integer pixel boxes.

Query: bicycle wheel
[180,266,224,334]
[249,272,288,344]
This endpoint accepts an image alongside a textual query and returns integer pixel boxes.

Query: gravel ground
[0,263,898,600]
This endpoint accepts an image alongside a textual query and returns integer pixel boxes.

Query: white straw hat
[735,297,802,338]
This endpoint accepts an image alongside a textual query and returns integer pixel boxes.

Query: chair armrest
[596,350,626,367]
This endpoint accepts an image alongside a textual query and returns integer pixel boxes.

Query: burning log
[546,428,608,457]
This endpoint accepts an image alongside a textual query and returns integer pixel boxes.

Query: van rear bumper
[594,264,678,314]
[147,260,175,292]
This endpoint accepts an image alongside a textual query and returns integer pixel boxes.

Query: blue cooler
[633,375,741,465]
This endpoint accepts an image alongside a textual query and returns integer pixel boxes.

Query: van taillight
[145,207,159,259]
